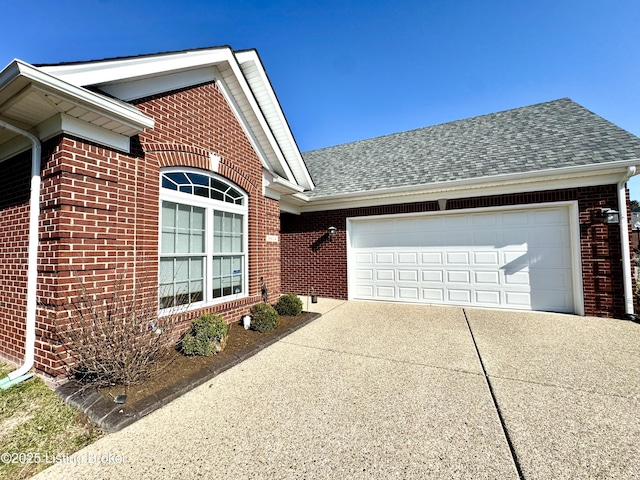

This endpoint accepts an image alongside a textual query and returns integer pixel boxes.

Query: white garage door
[348,206,579,313]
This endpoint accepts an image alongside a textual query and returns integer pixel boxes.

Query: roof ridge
[304,98,574,154]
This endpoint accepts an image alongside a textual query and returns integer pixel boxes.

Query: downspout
[618,165,636,319]
[0,120,41,389]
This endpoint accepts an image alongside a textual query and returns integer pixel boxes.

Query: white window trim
[159,167,249,315]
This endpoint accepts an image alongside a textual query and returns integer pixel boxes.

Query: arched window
[159,168,248,310]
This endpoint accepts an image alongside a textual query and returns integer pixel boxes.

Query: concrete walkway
[34,299,640,479]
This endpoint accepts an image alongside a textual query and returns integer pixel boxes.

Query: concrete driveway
[34,299,640,479]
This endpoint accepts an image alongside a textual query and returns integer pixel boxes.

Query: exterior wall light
[599,208,620,224]
[327,226,337,240]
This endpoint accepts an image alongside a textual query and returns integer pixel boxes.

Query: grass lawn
[0,363,101,480]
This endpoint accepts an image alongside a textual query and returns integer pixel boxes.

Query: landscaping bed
[57,311,320,432]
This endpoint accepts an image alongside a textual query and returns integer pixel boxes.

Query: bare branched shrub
[57,276,185,389]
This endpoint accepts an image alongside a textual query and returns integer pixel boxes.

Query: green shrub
[250,302,280,333]
[275,293,303,316]
[181,313,229,356]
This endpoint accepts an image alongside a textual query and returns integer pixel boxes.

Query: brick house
[1,47,640,378]
[0,47,312,378]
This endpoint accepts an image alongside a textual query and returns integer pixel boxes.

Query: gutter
[618,165,637,319]
[0,120,41,389]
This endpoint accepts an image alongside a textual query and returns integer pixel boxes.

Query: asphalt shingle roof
[302,98,640,198]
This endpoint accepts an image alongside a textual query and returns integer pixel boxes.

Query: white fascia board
[235,50,315,191]
[39,49,232,87]
[279,201,302,215]
[220,56,298,185]
[37,113,132,152]
[299,160,640,212]
[1,113,133,159]
[7,60,154,131]
[214,69,273,173]
[263,168,305,201]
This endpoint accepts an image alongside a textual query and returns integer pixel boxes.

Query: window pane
[192,207,205,229]
[189,173,209,187]
[162,202,175,228]
[176,233,190,253]
[177,205,190,229]
[231,256,240,272]
[232,275,242,294]
[191,232,204,252]
[220,236,231,253]
[232,214,242,234]
[161,232,175,254]
[213,257,221,277]
[159,258,174,283]
[175,258,189,282]
[222,213,231,232]
[191,257,203,278]
[214,211,223,230]
[232,235,242,252]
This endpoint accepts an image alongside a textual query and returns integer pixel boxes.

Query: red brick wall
[0,151,31,366]
[281,185,631,318]
[0,80,281,376]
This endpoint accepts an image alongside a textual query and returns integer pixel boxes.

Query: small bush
[181,313,229,356]
[58,276,179,389]
[275,293,303,316]
[250,302,280,333]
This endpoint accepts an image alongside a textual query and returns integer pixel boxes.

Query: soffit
[0,60,153,152]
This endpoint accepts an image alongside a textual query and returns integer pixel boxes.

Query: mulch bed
[61,311,320,431]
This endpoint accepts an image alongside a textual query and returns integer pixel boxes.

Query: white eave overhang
[0,59,154,158]
[40,48,314,192]
[283,159,640,213]
[234,50,315,191]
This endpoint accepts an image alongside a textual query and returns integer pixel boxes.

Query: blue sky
[2,0,640,198]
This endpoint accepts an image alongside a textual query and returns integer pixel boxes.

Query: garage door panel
[502,211,530,226]
[474,251,500,265]
[447,252,470,264]
[398,287,419,300]
[475,271,500,285]
[532,208,567,225]
[355,269,374,281]
[504,271,530,285]
[376,269,395,281]
[398,252,418,264]
[475,290,502,305]
[448,290,472,303]
[398,270,419,282]
[350,206,576,313]
[422,252,443,264]
[446,230,473,245]
[356,285,375,297]
[423,288,444,301]
[529,270,572,289]
[422,270,443,282]
[532,249,572,268]
[531,227,568,246]
[356,253,374,264]
[397,232,425,246]
[376,286,396,298]
[472,214,498,227]
[375,252,394,264]
[502,229,528,245]
[447,270,471,284]
[472,230,500,246]
[505,291,531,307]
